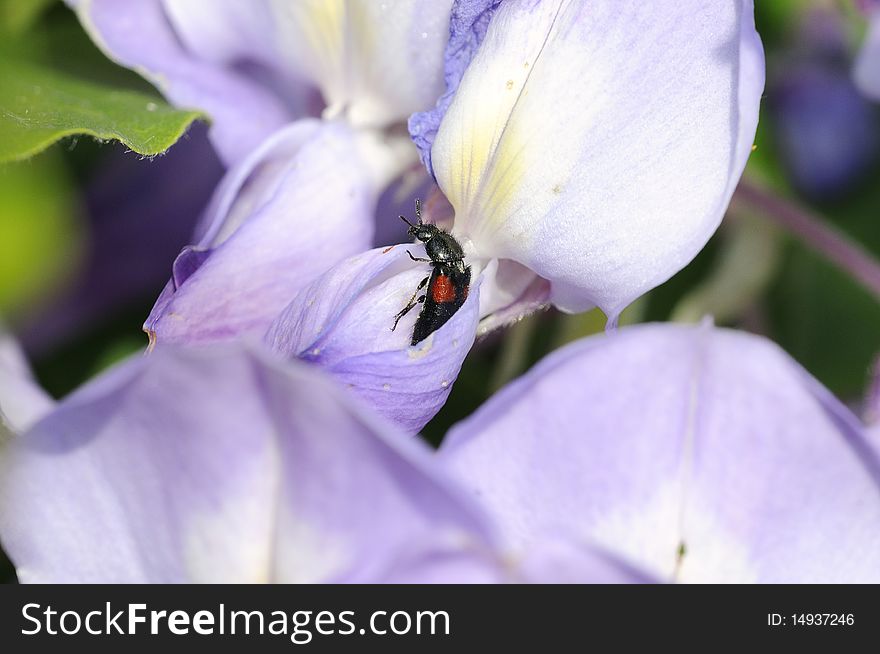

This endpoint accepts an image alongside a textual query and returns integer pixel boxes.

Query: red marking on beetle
[432,274,456,303]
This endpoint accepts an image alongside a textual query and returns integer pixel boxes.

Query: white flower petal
[164,0,455,128]
[432,0,764,318]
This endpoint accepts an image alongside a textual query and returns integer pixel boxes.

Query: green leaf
[0,55,204,163]
[753,0,807,47]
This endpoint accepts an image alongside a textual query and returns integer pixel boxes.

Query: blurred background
[1,1,879,580]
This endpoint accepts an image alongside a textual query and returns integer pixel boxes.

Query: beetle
[391,199,472,345]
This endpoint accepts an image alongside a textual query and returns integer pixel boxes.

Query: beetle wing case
[411,265,472,345]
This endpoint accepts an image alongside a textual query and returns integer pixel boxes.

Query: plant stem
[734,180,880,302]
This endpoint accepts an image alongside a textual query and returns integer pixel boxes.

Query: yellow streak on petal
[434,1,566,249]
[271,0,346,104]
[301,0,346,68]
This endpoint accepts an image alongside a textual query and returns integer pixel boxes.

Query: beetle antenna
[399,214,415,227]
[415,198,422,224]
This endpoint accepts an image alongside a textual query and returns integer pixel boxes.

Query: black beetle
[392,199,472,345]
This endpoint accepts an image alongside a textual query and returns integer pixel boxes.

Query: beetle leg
[406,250,432,264]
[392,276,429,331]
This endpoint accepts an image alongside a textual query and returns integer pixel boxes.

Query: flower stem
[734,180,880,302]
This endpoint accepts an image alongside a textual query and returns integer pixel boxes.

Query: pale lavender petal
[516,537,658,584]
[163,0,454,128]
[441,323,880,583]
[191,122,319,249]
[71,0,296,163]
[0,344,496,583]
[281,0,455,128]
[338,534,507,583]
[342,0,455,127]
[0,331,53,436]
[342,531,654,583]
[160,0,279,67]
[191,120,416,249]
[855,7,880,101]
[430,0,765,319]
[145,120,379,345]
[409,0,503,175]
[266,246,480,433]
[863,355,880,446]
[476,276,551,338]
[476,259,550,337]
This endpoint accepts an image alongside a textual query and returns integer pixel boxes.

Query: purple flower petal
[440,322,880,582]
[0,344,498,583]
[338,535,507,583]
[0,331,53,435]
[145,120,379,345]
[351,533,654,583]
[266,246,480,433]
[427,0,765,320]
[476,258,550,336]
[516,536,658,584]
[863,356,880,447]
[0,340,653,583]
[769,10,879,200]
[772,63,879,199]
[855,7,880,101]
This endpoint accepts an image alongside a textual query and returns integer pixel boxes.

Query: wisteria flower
[268,0,765,430]
[69,0,766,433]
[415,0,764,318]
[2,0,878,593]
[143,119,406,344]
[2,322,876,583]
[441,321,880,583]
[267,245,485,432]
[67,0,457,345]
[0,343,645,583]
